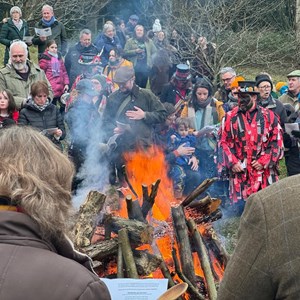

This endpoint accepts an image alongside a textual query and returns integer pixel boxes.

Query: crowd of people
[1,4,300,300]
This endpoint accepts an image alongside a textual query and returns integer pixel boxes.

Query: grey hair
[42,4,53,13]
[220,67,236,77]
[103,23,115,34]
[80,28,92,38]
[9,41,28,58]
[10,6,22,17]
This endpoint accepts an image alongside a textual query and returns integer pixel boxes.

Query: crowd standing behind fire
[0,5,296,217]
[1,4,300,300]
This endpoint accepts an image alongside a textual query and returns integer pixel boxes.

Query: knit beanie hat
[255,74,273,90]
[275,81,287,92]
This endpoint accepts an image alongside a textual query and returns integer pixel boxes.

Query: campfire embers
[71,148,228,299]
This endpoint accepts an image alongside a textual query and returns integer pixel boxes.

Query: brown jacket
[0,211,111,300]
[217,174,300,300]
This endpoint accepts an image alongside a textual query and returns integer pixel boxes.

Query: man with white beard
[0,41,52,109]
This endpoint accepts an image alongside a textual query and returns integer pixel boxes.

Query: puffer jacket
[0,60,53,109]
[39,51,69,97]
[18,99,65,140]
[0,210,111,300]
[0,18,30,65]
[32,19,67,55]
[95,33,121,67]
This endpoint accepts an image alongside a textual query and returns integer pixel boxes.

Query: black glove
[291,130,300,138]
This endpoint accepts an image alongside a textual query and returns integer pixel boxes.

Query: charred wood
[105,216,154,246]
[141,179,161,218]
[121,165,138,198]
[194,208,223,224]
[83,238,119,260]
[181,178,217,207]
[126,195,146,223]
[132,249,162,276]
[187,196,222,216]
[73,191,106,248]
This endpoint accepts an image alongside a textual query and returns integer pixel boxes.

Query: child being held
[168,117,199,198]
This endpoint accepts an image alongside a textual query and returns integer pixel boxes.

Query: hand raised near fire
[188,156,199,171]
[176,143,195,156]
[125,106,146,120]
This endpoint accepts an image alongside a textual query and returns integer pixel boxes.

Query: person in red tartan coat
[217,81,284,214]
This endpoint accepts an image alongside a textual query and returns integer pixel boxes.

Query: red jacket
[39,52,69,98]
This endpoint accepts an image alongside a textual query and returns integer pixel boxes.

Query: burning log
[187,196,222,216]
[194,208,223,224]
[203,227,229,269]
[132,249,163,276]
[171,205,197,286]
[118,228,139,278]
[105,215,154,246]
[187,219,217,300]
[83,238,119,260]
[125,195,146,223]
[141,179,161,218]
[181,178,217,207]
[172,247,205,300]
[73,191,106,247]
[121,165,138,198]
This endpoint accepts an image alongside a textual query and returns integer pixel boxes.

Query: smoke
[66,96,109,208]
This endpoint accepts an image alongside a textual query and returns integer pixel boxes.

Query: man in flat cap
[217,81,283,215]
[125,15,139,38]
[102,66,167,184]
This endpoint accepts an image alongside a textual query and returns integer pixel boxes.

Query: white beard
[12,61,27,72]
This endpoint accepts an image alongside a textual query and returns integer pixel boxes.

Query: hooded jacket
[0,210,111,300]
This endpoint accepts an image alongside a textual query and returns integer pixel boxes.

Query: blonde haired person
[0,126,111,300]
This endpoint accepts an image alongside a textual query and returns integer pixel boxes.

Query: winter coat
[181,98,225,130]
[103,58,133,90]
[160,82,192,106]
[0,18,30,65]
[102,84,167,150]
[116,29,127,48]
[0,210,111,300]
[32,19,67,55]
[0,60,53,109]
[65,42,99,86]
[0,111,19,128]
[39,52,69,97]
[217,174,300,300]
[279,91,300,111]
[18,100,65,141]
[124,38,157,69]
[95,33,122,67]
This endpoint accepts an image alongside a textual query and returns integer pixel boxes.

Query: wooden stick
[141,179,161,218]
[121,165,138,198]
[126,195,146,223]
[172,247,205,300]
[181,178,217,207]
[171,205,197,286]
[118,228,139,278]
[117,242,124,278]
[187,219,217,300]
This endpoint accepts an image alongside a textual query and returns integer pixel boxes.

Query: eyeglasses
[259,85,272,90]
[222,76,234,82]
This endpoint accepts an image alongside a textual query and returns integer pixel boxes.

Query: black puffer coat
[18,100,65,141]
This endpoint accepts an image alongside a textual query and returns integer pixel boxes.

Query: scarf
[48,51,58,58]
[30,98,50,111]
[196,96,211,109]
[12,19,23,31]
[42,16,56,27]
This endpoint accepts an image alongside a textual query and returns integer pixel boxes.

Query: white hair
[9,41,28,58]
[220,67,236,77]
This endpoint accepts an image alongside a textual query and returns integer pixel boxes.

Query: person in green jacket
[0,41,53,109]
[124,25,157,88]
[0,6,31,66]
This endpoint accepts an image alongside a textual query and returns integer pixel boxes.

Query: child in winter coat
[39,40,69,112]
[0,89,19,128]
